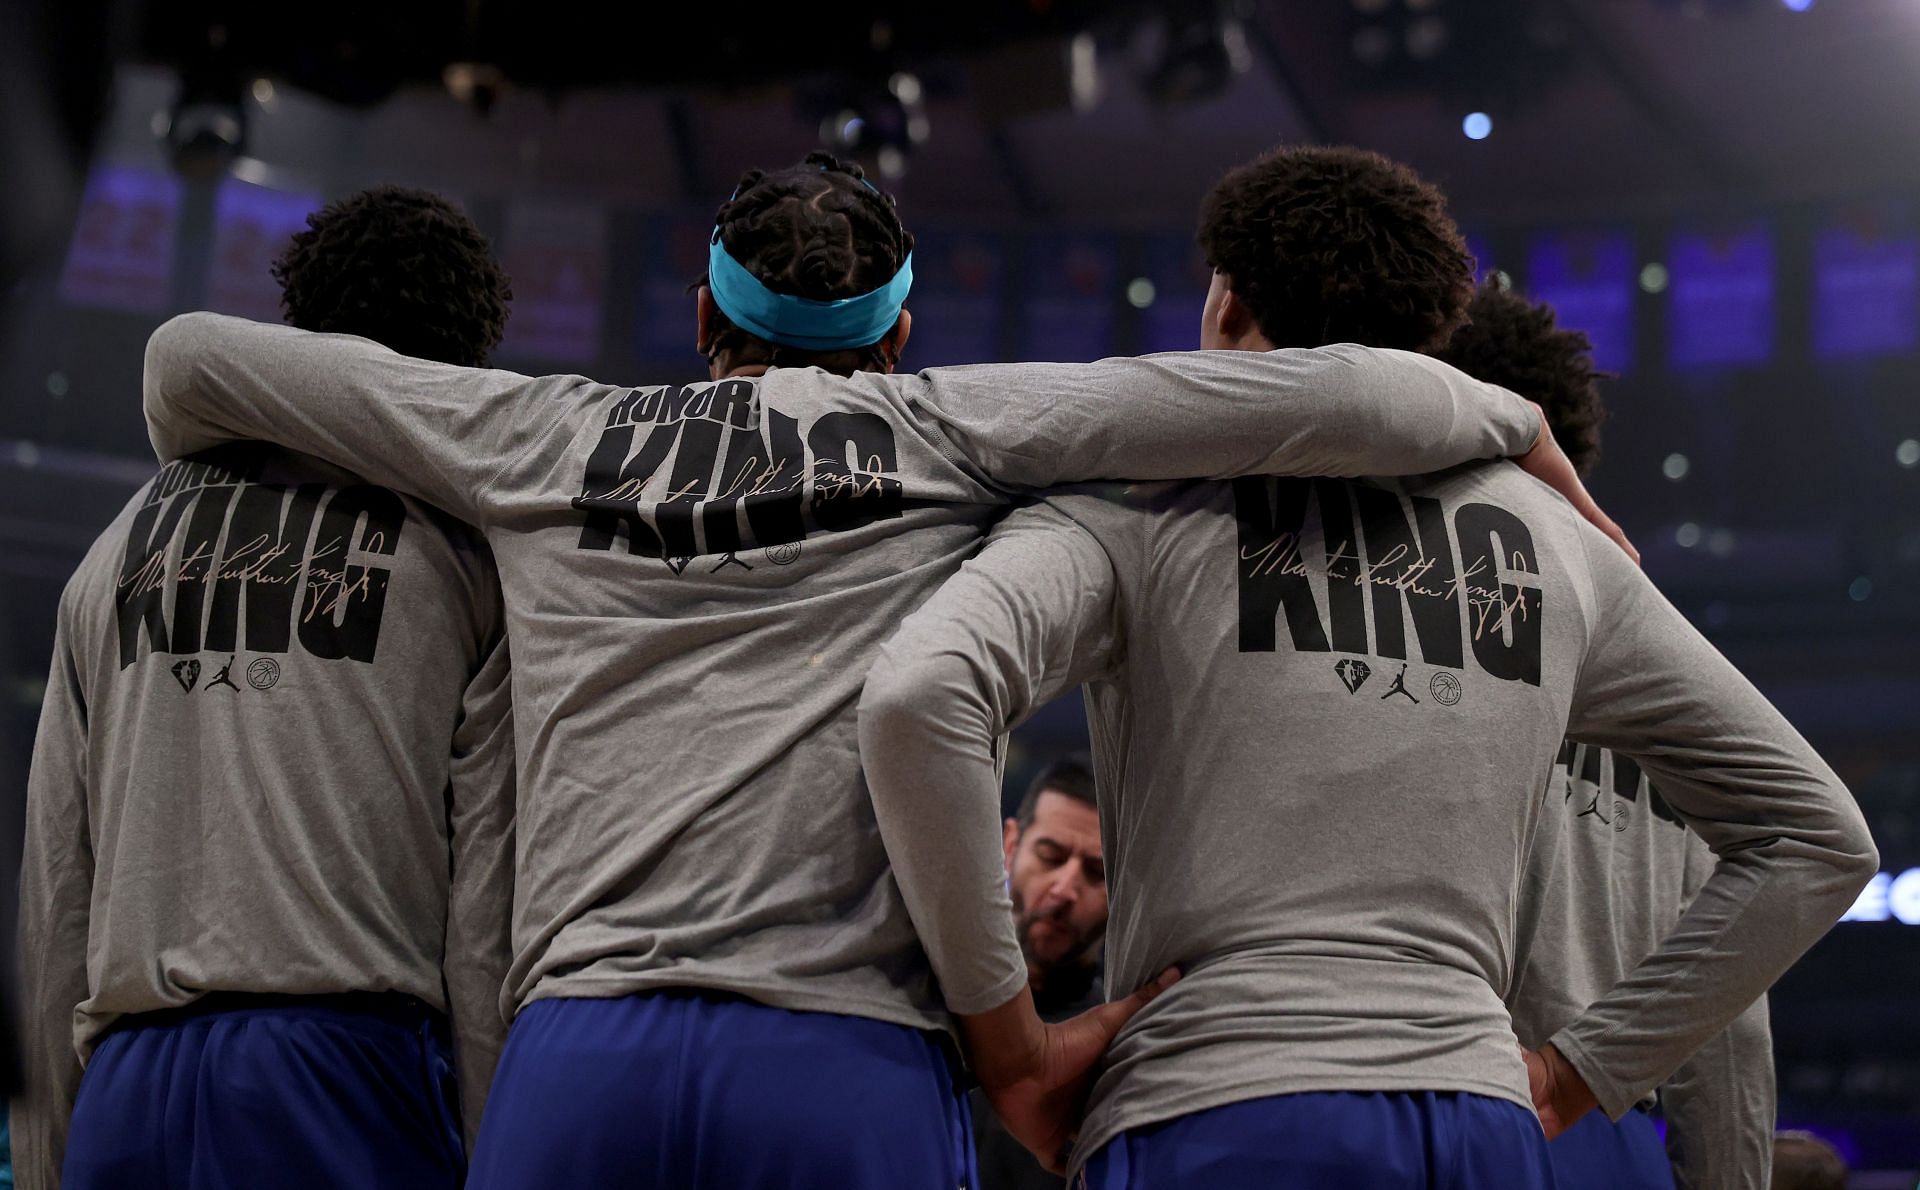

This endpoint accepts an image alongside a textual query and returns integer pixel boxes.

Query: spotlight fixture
[164,30,247,180]
[1143,5,1249,107]
[811,73,929,180]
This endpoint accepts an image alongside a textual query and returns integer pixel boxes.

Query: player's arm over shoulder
[888,346,1539,489]
[143,312,615,523]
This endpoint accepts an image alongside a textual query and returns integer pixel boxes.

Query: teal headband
[707,231,913,353]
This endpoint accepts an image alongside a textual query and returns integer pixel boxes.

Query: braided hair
[273,186,511,367]
[700,151,915,375]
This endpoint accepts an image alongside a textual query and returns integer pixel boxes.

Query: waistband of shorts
[111,991,446,1035]
[539,987,971,1089]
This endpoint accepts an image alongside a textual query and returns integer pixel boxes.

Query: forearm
[15,849,91,1188]
[443,934,510,1147]
[443,636,516,1145]
[859,649,1029,1016]
[918,346,1538,488]
[16,633,93,1190]
[957,984,1050,1087]
[142,312,595,522]
[1552,839,1861,1117]
[1564,526,1875,1117]
[14,922,88,1190]
[444,825,513,1146]
[1661,994,1775,1190]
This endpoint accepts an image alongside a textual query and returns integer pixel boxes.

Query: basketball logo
[246,657,281,690]
[1429,671,1462,706]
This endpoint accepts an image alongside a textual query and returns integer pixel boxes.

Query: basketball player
[139,153,1623,1188]
[16,187,517,1189]
[1439,282,1776,1189]
[857,146,1875,1185]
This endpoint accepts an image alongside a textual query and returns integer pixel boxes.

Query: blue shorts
[467,991,977,1190]
[63,994,464,1190]
[1547,1107,1674,1190]
[1082,1091,1556,1189]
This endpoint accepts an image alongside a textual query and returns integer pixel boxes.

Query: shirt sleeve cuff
[1550,1024,1648,1123]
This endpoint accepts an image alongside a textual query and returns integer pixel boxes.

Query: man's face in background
[1002,789,1108,972]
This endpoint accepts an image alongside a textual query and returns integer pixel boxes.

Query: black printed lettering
[1316,481,1368,656]
[1353,487,1465,669]
[574,422,677,555]
[202,482,325,657]
[1454,502,1543,687]
[115,494,192,667]
[164,483,239,656]
[808,412,902,533]
[1233,476,1330,654]
[298,485,403,663]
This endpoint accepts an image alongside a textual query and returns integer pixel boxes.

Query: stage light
[1492,270,1513,292]
[1782,0,1814,11]
[1849,576,1873,601]
[165,99,246,179]
[815,73,927,178]
[1663,452,1690,481]
[1676,522,1702,548]
[1897,438,1919,468]
[887,73,922,106]
[1126,278,1157,309]
[251,79,275,107]
[1639,262,1669,293]
[12,441,40,469]
[1707,529,1736,558]
[828,111,865,145]
[444,63,506,116]
[1069,34,1102,112]
[1145,11,1243,106]
[46,372,67,399]
[1462,112,1492,140]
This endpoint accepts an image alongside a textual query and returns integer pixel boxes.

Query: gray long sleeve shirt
[139,313,1545,1045]
[14,443,516,1190]
[858,469,1875,1175]
[1512,744,1775,1189]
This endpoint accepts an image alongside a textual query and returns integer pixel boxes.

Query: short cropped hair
[1771,1131,1847,1190]
[1014,755,1096,831]
[273,186,511,367]
[1197,145,1474,353]
[1434,282,1609,477]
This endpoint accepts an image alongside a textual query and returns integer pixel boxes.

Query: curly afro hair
[699,150,915,375]
[273,186,511,368]
[1197,146,1474,353]
[1434,282,1610,477]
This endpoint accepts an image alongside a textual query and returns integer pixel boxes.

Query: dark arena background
[3,0,1917,1183]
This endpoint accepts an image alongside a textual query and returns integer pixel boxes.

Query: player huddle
[14,145,1873,1190]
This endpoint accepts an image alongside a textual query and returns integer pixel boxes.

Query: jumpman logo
[1574,790,1614,825]
[710,551,753,573]
[206,655,240,692]
[1380,663,1419,704]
